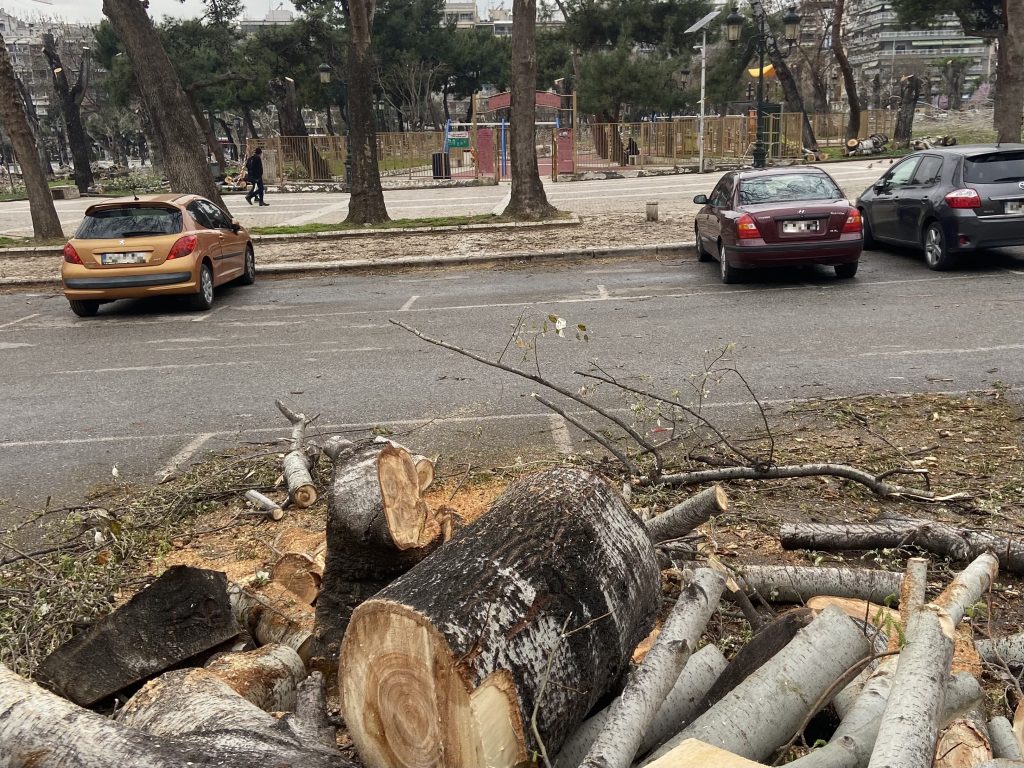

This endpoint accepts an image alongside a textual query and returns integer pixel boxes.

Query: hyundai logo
[1018,181,1024,190]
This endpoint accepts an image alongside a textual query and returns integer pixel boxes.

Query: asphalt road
[2,243,1023,523]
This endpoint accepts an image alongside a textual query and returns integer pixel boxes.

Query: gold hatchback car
[61,194,255,317]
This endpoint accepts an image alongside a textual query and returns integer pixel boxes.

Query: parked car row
[693,144,1024,283]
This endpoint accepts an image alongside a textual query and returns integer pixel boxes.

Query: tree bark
[832,0,861,141]
[186,92,226,175]
[0,32,62,241]
[14,76,55,179]
[993,8,1024,144]
[646,485,728,543]
[101,0,225,207]
[580,569,726,768]
[229,582,314,662]
[977,633,1024,667]
[42,34,94,193]
[735,564,902,605]
[780,518,1024,574]
[502,0,556,220]
[340,467,660,768]
[645,607,872,764]
[989,717,1023,760]
[275,400,317,508]
[893,75,922,149]
[344,0,389,223]
[767,45,818,152]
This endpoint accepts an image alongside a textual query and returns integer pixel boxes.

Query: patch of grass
[251,211,571,236]
[0,235,65,248]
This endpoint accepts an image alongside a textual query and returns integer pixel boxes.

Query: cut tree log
[311,440,440,663]
[806,596,899,632]
[977,634,1024,667]
[990,717,1023,760]
[34,565,238,706]
[735,564,902,605]
[935,708,991,768]
[0,664,352,767]
[553,644,728,768]
[645,606,872,763]
[204,643,306,713]
[579,568,726,768]
[645,739,764,767]
[340,467,661,768]
[935,552,999,626]
[229,582,314,662]
[244,489,285,521]
[645,485,729,543]
[271,552,323,605]
[780,518,1024,574]
[275,399,318,508]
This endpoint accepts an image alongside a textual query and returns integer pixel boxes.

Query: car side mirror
[230,218,241,234]
[693,194,708,205]
[873,180,888,192]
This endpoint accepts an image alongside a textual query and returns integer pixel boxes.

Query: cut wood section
[645,738,765,767]
[340,467,661,768]
[645,485,729,543]
[736,564,902,605]
[935,710,991,768]
[34,565,238,706]
[412,454,434,492]
[229,582,314,662]
[271,552,323,605]
[204,643,306,713]
[806,596,900,631]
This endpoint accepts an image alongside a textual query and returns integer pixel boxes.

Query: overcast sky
[1,0,298,25]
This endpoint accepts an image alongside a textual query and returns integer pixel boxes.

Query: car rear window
[738,173,842,205]
[963,151,1024,183]
[75,206,183,239]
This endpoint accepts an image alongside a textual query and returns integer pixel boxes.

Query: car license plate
[782,220,819,234]
[100,252,147,265]
[1005,201,1024,215]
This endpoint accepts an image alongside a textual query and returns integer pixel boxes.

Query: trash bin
[432,152,451,180]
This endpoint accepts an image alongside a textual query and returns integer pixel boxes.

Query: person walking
[244,147,268,206]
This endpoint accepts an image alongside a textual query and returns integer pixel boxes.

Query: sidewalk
[0,210,699,287]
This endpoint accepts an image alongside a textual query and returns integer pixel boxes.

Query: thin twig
[533,394,638,474]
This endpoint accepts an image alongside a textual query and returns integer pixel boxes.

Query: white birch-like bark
[644,606,872,763]
[229,582,314,661]
[204,644,306,713]
[553,644,727,768]
[976,762,1024,768]
[990,718,1023,760]
[645,486,728,543]
[934,552,999,626]
[276,399,317,508]
[977,634,1024,666]
[736,565,902,605]
[579,569,726,768]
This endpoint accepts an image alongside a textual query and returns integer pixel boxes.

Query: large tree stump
[340,467,661,768]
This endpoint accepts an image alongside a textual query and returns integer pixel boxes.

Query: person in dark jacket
[244,147,268,206]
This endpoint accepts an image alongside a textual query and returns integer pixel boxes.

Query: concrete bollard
[646,201,658,222]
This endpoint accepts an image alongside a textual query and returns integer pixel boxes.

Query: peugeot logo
[1018,182,1024,190]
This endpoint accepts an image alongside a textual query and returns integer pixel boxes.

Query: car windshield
[75,206,182,239]
[738,174,843,205]
[963,151,1024,183]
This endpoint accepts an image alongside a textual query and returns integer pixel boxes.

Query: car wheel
[835,262,859,279]
[238,245,256,285]
[720,248,740,284]
[191,263,215,311]
[860,208,878,250]
[68,299,99,317]
[695,224,712,262]
[923,222,955,270]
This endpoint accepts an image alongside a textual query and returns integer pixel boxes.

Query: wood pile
[3,414,1024,768]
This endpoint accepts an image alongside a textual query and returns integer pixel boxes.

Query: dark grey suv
[857,144,1024,269]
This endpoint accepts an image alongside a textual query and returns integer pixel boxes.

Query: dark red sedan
[693,167,863,283]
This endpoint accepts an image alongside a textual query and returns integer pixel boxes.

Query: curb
[0,241,697,287]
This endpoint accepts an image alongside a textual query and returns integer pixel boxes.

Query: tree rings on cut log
[271,553,323,605]
[340,467,660,768]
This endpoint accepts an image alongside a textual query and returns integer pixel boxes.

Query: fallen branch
[977,634,1024,667]
[275,400,318,508]
[990,717,1023,760]
[646,486,729,544]
[734,565,902,605]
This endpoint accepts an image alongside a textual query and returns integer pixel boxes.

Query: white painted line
[146,337,220,344]
[1006,269,1024,276]
[191,305,227,323]
[157,432,214,478]
[399,295,420,312]
[0,342,33,349]
[858,342,1024,358]
[548,413,574,455]
[56,349,384,374]
[0,313,40,330]
[491,191,512,215]
[286,200,349,226]
[596,284,610,299]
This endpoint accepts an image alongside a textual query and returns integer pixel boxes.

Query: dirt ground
[0,210,698,283]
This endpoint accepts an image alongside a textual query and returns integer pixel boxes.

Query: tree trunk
[101,0,226,207]
[41,33,94,192]
[989,717,1022,760]
[646,485,728,543]
[204,644,307,713]
[0,36,62,240]
[218,117,238,161]
[340,467,661,768]
[893,75,921,149]
[344,0,389,224]
[503,0,556,220]
[768,45,818,151]
[994,24,1024,143]
[243,106,259,140]
[832,0,861,141]
[185,91,226,175]
[645,607,872,764]
[14,76,55,179]
[735,564,902,605]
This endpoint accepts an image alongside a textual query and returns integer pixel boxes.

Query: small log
[645,606,872,763]
[271,552,323,605]
[35,566,238,706]
[204,644,306,713]
[935,709,991,768]
[0,664,353,767]
[340,467,661,768]
[780,518,1024,575]
[229,582,314,662]
[244,489,285,521]
[990,717,1023,760]
[806,596,899,632]
[977,634,1024,667]
[554,644,728,768]
[934,552,999,626]
[579,569,726,768]
[275,399,317,508]
[412,454,434,492]
[735,564,902,605]
[645,486,729,543]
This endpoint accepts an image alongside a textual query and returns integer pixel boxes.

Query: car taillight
[945,188,981,209]
[736,213,761,240]
[63,242,82,264]
[842,208,862,234]
[167,234,198,260]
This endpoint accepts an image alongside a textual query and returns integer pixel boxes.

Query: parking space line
[157,432,215,479]
[0,313,40,330]
[191,305,227,323]
[548,414,574,455]
[597,284,610,299]
[858,343,1024,358]
[399,295,419,311]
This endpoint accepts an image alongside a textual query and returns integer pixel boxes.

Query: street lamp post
[725,3,801,169]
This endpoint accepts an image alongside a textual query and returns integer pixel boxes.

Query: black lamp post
[725,3,801,168]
